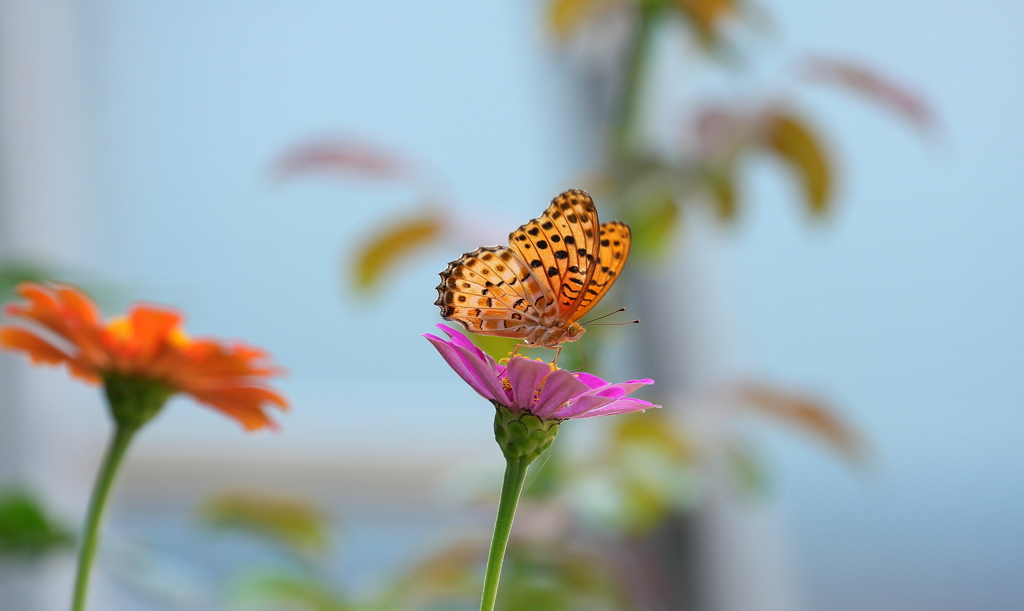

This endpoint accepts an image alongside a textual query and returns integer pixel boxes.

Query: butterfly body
[435,189,630,348]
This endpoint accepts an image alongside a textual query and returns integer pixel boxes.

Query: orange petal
[54,284,101,326]
[0,326,73,365]
[189,386,288,431]
[124,305,182,359]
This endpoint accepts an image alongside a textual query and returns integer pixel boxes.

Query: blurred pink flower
[424,324,658,419]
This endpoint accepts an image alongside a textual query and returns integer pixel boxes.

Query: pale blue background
[74,1,1024,610]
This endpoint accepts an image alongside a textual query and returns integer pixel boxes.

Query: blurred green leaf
[761,112,832,215]
[0,261,56,301]
[724,442,768,497]
[200,492,331,562]
[704,166,738,221]
[353,209,446,294]
[230,571,352,611]
[0,489,74,559]
[629,193,680,257]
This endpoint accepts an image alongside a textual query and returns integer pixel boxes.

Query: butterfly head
[565,322,585,342]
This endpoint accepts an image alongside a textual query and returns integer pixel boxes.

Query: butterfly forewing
[508,189,600,324]
[435,245,548,338]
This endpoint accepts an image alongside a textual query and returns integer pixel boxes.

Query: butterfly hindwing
[570,220,631,323]
[508,189,599,324]
[435,245,549,338]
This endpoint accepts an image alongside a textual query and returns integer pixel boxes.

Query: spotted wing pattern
[435,189,630,344]
[571,220,630,323]
[507,189,600,323]
[435,245,550,338]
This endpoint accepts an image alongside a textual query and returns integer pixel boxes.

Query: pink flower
[423,324,659,420]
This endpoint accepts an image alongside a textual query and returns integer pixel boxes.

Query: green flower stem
[613,1,659,160]
[71,423,138,611]
[479,456,530,611]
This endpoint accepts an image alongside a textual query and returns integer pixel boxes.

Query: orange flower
[0,282,287,431]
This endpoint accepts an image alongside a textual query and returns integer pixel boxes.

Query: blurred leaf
[353,209,447,293]
[732,382,863,463]
[201,492,330,561]
[230,571,351,611]
[704,166,737,221]
[612,412,692,463]
[724,442,768,497]
[0,489,74,559]
[548,0,614,39]
[0,260,58,301]
[275,137,417,183]
[801,56,937,135]
[629,193,680,256]
[673,0,735,46]
[761,112,832,215]
[395,540,484,593]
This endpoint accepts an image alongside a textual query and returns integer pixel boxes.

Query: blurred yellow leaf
[732,383,863,463]
[674,0,735,44]
[201,491,330,560]
[761,112,832,215]
[548,0,614,39]
[353,209,446,293]
[705,166,737,221]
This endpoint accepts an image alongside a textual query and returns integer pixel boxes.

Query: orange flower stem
[71,423,138,611]
[479,456,529,611]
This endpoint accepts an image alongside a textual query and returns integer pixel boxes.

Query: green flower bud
[492,402,560,464]
[104,373,174,430]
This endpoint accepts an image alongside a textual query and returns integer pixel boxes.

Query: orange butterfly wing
[435,189,630,344]
[507,189,601,323]
[435,245,552,339]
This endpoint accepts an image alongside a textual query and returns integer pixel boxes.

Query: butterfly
[435,189,631,348]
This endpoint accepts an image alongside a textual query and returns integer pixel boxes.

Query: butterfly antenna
[582,307,627,326]
[587,319,641,326]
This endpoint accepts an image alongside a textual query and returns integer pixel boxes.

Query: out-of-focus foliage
[353,209,447,293]
[275,138,420,184]
[0,261,56,301]
[801,56,937,135]
[388,534,630,611]
[228,572,353,611]
[201,491,331,563]
[728,382,864,463]
[759,112,832,215]
[548,0,737,47]
[0,488,74,559]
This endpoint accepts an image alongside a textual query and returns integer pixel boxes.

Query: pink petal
[423,333,494,401]
[572,371,608,389]
[435,324,490,363]
[450,343,507,403]
[532,368,590,419]
[505,357,551,411]
[550,394,616,419]
[573,398,659,418]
